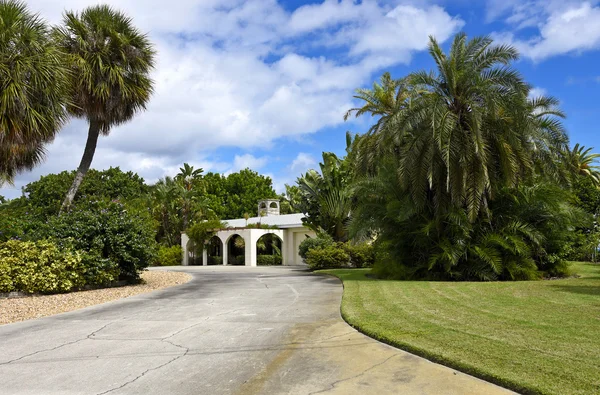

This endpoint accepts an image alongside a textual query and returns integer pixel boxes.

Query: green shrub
[208,256,223,265]
[305,244,350,269]
[229,255,245,265]
[35,199,157,283]
[0,240,85,293]
[344,242,375,268]
[257,255,282,266]
[298,234,334,260]
[155,245,182,266]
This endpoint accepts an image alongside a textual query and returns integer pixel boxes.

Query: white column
[202,247,208,266]
[222,235,228,265]
[281,230,288,266]
[181,233,189,266]
[245,230,257,267]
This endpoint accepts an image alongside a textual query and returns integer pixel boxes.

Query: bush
[344,242,375,268]
[230,255,245,265]
[298,234,334,260]
[155,245,182,266]
[35,199,158,283]
[208,256,223,265]
[0,240,85,293]
[305,244,350,269]
[257,255,282,266]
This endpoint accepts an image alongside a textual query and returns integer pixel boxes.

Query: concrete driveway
[0,266,512,394]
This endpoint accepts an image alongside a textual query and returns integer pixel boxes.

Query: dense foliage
[305,244,350,269]
[339,34,600,280]
[24,167,148,216]
[32,199,157,282]
[155,245,183,267]
[0,240,85,293]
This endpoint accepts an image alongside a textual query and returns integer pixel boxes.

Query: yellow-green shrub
[0,240,85,293]
[155,245,182,266]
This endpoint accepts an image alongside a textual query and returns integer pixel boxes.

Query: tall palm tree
[0,0,69,182]
[56,5,155,211]
[175,163,204,229]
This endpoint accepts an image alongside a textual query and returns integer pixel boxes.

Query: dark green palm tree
[56,5,155,211]
[0,0,69,183]
[354,34,566,221]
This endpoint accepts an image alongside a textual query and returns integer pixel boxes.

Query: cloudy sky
[3,0,600,198]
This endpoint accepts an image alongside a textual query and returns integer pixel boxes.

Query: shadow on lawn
[550,285,600,296]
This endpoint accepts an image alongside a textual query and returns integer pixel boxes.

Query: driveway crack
[0,322,113,366]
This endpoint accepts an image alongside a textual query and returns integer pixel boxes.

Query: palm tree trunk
[60,120,101,213]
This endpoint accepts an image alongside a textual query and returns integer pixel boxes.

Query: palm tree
[56,5,155,211]
[0,0,69,182]
[175,163,204,229]
[353,34,565,222]
[563,144,600,185]
[296,151,353,241]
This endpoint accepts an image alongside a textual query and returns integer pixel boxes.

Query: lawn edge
[317,270,543,395]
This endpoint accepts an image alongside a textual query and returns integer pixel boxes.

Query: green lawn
[321,262,600,395]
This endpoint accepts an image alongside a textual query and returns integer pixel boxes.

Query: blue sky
[2,0,600,199]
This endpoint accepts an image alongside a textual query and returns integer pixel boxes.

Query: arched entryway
[207,236,223,265]
[227,234,245,265]
[186,239,202,266]
[256,233,282,265]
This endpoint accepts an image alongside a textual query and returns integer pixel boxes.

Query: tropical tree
[175,163,204,229]
[349,33,573,280]
[56,5,155,211]
[294,150,353,242]
[0,0,69,182]
[562,144,600,185]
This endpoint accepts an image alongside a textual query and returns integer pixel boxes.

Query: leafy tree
[55,5,155,211]
[203,169,278,219]
[175,163,204,229]
[0,0,69,182]
[24,167,148,216]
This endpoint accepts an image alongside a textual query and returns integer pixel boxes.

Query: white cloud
[2,0,463,199]
[231,154,268,172]
[290,153,318,173]
[490,1,600,60]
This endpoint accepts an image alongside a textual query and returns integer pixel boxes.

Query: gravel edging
[0,271,192,325]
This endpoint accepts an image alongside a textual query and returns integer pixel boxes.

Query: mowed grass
[321,262,600,395]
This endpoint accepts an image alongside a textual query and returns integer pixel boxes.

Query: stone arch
[260,202,267,209]
[227,234,245,265]
[256,233,283,266]
[269,201,278,209]
[207,235,223,265]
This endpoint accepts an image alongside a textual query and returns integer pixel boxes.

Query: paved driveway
[0,267,512,394]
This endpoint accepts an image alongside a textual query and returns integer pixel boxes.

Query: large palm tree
[0,0,69,183]
[56,5,155,211]
[354,34,566,222]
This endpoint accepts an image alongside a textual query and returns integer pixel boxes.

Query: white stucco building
[181,199,316,266]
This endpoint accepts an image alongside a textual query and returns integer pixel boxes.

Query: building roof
[223,213,306,229]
